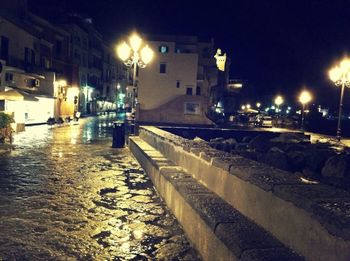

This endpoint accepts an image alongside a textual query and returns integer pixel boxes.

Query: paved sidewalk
[0,116,200,260]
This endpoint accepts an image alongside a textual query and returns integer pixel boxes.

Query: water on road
[0,115,200,260]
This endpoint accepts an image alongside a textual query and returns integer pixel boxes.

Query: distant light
[256,102,261,108]
[265,108,269,112]
[271,105,276,110]
[274,95,284,106]
[241,105,246,110]
[299,90,312,105]
[246,104,251,109]
[287,106,291,110]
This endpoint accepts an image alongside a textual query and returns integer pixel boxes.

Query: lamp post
[299,90,312,130]
[116,33,154,114]
[256,102,261,114]
[329,58,350,141]
[274,95,283,127]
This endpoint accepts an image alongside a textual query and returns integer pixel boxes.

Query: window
[1,36,9,62]
[41,56,51,69]
[176,80,180,88]
[186,87,192,95]
[5,73,13,82]
[24,47,30,64]
[160,63,166,74]
[55,40,62,56]
[196,86,201,96]
[184,102,200,115]
[159,45,169,53]
[31,50,35,65]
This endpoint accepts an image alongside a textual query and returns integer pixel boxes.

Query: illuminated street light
[329,58,350,141]
[274,95,284,107]
[299,90,312,130]
[256,102,261,108]
[241,105,246,110]
[246,104,251,109]
[274,95,284,118]
[116,33,154,112]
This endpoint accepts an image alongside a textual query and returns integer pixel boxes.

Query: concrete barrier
[135,126,350,261]
[130,136,301,260]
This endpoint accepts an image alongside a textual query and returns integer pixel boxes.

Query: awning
[0,89,39,102]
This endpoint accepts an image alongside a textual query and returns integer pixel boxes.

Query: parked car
[255,115,273,127]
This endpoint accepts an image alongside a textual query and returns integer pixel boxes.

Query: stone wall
[135,125,350,260]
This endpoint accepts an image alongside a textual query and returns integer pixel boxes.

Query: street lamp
[299,90,312,130]
[329,58,350,141]
[116,33,154,111]
[274,95,284,113]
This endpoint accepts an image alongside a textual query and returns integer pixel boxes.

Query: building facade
[0,0,126,131]
[137,35,218,125]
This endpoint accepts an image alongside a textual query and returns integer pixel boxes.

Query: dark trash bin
[112,121,125,148]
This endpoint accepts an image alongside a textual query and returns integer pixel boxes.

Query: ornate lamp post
[329,58,350,141]
[299,90,312,130]
[116,33,154,112]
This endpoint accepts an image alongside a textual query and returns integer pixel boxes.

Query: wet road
[0,115,200,260]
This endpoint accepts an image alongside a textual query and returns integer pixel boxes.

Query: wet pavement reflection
[0,115,200,260]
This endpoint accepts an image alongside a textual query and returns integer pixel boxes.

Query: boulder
[224,138,237,152]
[270,133,310,144]
[241,136,252,143]
[322,155,350,179]
[286,150,307,171]
[249,135,273,152]
[304,149,335,173]
[260,147,292,171]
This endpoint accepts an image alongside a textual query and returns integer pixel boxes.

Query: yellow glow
[340,58,350,70]
[67,87,80,100]
[140,45,154,64]
[241,105,246,110]
[129,34,142,52]
[117,42,131,61]
[256,102,261,108]
[246,104,251,109]
[299,90,312,104]
[329,66,342,82]
[274,95,284,106]
[55,80,67,87]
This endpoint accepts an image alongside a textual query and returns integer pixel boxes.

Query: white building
[137,35,218,125]
[0,15,56,131]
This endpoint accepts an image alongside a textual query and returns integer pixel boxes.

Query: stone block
[240,247,304,261]
[185,193,242,230]
[229,158,301,191]
[215,222,283,258]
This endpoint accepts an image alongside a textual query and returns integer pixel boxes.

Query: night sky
[30,0,350,109]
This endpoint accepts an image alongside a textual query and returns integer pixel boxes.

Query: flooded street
[0,115,200,260]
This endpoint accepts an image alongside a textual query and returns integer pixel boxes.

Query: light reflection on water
[0,115,200,260]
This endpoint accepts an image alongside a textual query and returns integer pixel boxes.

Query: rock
[302,168,321,180]
[210,137,225,143]
[242,136,252,143]
[249,135,273,152]
[304,149,335,173]
[193,136,206,143]
[260,147,292,171]
[270,133,310,144]
[287,150,307,171]
[235,143,248,151]
[237,149,258,160]
[224,138,237,152]
[322,155,350,179]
